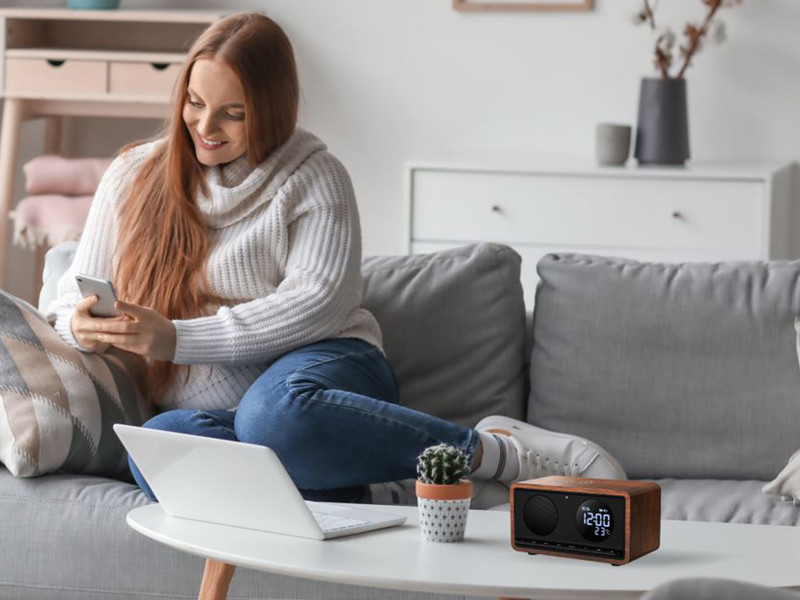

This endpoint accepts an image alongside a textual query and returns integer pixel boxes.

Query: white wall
[2,0,799,303]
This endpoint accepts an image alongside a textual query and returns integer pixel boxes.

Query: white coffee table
[127,504,800,600]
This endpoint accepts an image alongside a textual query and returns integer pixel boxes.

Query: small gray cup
[596,123,632,166]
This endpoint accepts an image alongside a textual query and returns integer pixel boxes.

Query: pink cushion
[12,195,93,249]
[23,155,112,196]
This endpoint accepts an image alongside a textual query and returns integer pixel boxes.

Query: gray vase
[634,77,690,166]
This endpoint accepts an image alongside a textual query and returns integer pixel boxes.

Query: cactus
[416,443,469,485]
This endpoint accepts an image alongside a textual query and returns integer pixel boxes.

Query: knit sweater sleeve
[171,153,364,366]
[45,152,135,351]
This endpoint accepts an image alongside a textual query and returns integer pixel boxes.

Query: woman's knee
[233,376,339,457]
[234,382,304,448]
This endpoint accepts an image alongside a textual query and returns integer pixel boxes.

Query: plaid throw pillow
[0,290,151,478]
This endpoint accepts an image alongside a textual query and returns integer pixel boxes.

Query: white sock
[471,431,520,484]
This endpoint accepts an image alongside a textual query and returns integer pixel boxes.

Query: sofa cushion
[0,467,472,600]
[373,477,800,524]
[529,253,800,480]
[362,243,526,427]
[655,478,800,525]
[0,290,151,477]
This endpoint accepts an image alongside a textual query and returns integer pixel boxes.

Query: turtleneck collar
[196,127,327,229]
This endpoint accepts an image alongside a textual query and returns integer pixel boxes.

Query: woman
[48,12,625,502]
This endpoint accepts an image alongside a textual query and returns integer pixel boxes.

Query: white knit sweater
[46,128,383,411]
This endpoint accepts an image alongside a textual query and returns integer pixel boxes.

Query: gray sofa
[2,242,799,599]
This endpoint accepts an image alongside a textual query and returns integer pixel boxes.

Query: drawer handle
[46,59,66,68]
[671,211,684,220]
[151,63,170,71]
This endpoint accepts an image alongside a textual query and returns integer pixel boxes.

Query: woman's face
[182,58,248,167]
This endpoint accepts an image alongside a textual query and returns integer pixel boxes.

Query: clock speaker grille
[522,494,558,536]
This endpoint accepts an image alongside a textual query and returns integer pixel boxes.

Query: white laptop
[113,424,407,540]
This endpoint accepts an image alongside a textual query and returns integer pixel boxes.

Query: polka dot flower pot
[416,479,472,543]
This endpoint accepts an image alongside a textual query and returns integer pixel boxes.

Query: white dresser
[407,161,797,307]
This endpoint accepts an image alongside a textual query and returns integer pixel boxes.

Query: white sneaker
[762,448,800,503]
[474,415,627,482]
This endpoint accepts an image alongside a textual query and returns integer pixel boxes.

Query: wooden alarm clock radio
[510,476,661,565]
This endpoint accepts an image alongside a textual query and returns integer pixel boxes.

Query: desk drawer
[412,170,764,255]
[4,58,107,95]
[108,61,181,97]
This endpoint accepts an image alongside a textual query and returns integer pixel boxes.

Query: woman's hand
[71,295,130,354]
[75,298,177,361]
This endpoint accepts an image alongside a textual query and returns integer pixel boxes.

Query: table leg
[198,559,236,600]
[0,97,24,289]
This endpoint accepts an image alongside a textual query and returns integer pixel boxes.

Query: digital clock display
[576,499,614,541]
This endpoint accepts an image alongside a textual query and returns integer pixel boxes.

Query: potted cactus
[415,443,473,542]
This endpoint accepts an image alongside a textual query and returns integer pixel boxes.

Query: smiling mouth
[196,132,228,150]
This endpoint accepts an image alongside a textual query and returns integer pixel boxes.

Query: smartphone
[75,274,121,318]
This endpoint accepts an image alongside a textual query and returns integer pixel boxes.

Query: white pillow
[38,240,78,313]
[0,289,150,477]
[762,317,800,502]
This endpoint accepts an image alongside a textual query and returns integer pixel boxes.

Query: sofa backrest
[528,253,800,480]
[362,243,527,427]
[40,241,529,428]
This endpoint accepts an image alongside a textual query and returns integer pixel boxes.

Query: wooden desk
[0,8,223,290]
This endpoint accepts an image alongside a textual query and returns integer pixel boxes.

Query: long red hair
[113,12,299,404]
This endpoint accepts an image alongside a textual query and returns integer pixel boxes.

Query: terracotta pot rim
[416,478,473,501]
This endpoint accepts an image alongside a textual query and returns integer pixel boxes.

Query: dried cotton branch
[708,20,727,44]
[634,0,741,79]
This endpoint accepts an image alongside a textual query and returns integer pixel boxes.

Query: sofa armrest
[38,240,78,313]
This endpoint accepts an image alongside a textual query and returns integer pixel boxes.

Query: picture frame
[452,0,592,12]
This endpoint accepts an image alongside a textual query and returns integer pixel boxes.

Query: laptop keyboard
[312,512,369,533]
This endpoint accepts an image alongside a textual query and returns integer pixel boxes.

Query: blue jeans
[129,338,480,502]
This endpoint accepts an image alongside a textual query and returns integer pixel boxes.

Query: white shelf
[0,7,225,291]
[0,8,225,24]
[3,91,172,104]
[5,48,187,63]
